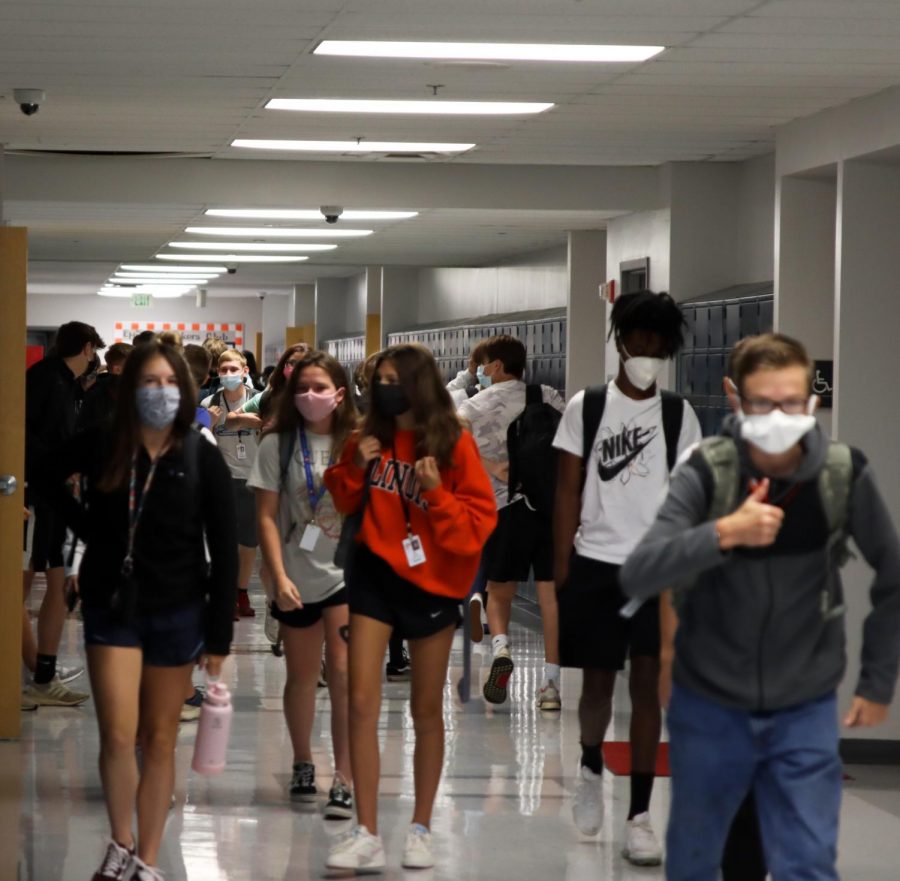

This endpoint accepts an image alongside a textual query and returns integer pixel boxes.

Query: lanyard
[390,445,414,535]
[123,450,162,575]
[299,428,330,518]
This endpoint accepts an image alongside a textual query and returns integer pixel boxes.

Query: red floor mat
[602,741,671,777]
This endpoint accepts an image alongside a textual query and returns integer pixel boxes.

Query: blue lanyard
[299,428,329,517]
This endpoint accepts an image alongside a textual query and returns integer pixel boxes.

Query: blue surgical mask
[136,386,181,429]
[476,365,492,389]
[221,374,243,391]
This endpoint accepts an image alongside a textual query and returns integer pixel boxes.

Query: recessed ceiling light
[156,254,310,263]
[99,286,187,299]
[232,139,475,153]
[266,98,553,115]
[185,226,373,238]
[121,264,229,273]
[206,209,417,221]
[168,241,336,252]
[112,275,209,284]
[313,40,665,63]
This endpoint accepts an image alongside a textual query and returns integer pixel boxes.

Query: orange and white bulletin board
[115,321,244,348]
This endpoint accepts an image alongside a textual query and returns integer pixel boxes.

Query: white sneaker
[536,679,561,711]
[124,855,164,881]
[57,665,84,684]
[483,646,513,704]
[91,839,133,881]
[325,825,386,872]
[402,824,434,869]
[622,812,663,866]
[572,765,604,836]
[24,676,89,706]
[469,593,484,643]
[264,606,280,644]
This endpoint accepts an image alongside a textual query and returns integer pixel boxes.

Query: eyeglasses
[739,396,810,416]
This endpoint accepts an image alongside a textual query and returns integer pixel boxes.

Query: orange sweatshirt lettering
[323,429,498,599]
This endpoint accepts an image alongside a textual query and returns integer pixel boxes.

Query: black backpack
[507,384,563,514]
[581,384,683,472]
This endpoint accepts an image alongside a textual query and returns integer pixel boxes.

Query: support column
[0,227,27,739]
[364,266,382,356]
[290,283,316,349]
[566,230,607,396]
[381,267,419,350]
[834,157,900,743]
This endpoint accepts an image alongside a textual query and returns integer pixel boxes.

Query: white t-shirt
[201,387,259,479]
[247,431,344,605]
[552,381,702,565]
[458,379,566,508]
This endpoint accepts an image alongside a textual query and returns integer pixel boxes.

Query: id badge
[299,523,321,552]
[403,534,427,567]
[236,442,247,461]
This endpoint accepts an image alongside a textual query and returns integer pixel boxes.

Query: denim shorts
[83,602,205,667]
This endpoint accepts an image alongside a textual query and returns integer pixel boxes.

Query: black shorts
[557,554,660,670]
[348,544,461,640]
[233,479,258,548]
[83,602,205,667]
[482,499,554,583]
[26,502,67,572]
[271,587,348,629]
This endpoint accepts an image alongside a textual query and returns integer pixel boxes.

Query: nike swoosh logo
[429,611,442,618]
[598,440,653,482]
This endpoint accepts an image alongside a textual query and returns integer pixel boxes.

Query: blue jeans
[666,684,842,881]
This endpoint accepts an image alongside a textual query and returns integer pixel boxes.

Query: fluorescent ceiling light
[232,139,475,153]
[314,40,665,63]
[266,98,552,115]
[120,264,229,273]
[99,287,186,299]
[206,209,417,221]
[185,226,372,238]
[168,241,337,252]
[112,276,208,284]
[98,289,133,298]
[156,254,309,263]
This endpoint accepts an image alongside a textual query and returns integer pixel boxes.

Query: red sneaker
[236,591,256,618]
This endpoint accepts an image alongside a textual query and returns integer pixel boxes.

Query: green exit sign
[132,293,152,307]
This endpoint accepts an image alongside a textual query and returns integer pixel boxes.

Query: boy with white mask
[553,290,700,865]
[621,333,900,881]
[202,349,261,618]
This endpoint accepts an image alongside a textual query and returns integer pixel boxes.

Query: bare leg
[348,614,392,834]
[408,624,456,829]
[136,663,194,866]
[87,646,143,849]
[281,620,325,763]
[323,604,351,783]
[535,580,559,666]
[22,604,37,672]
[579,668,617,747]
[484,581,516,644]
[237,545,256,590]
[629,656,662,773]
[36,566,67,656]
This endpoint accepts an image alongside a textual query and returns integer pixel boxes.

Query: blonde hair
[218,348,247,368]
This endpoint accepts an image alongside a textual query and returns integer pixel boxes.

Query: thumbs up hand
[716,478,785,550]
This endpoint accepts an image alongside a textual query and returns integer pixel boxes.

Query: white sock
[491,634,508,656]
[544,663,560,684]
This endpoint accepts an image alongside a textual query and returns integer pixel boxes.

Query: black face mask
[373,382,411,417]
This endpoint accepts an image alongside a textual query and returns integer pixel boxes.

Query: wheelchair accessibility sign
[813,360,833,409]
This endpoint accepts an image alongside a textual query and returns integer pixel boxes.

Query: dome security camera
[321,205,344,224]
[14,89,45,116]
[226,263,238,275]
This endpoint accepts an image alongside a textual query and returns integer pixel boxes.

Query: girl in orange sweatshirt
[323,343,497,873]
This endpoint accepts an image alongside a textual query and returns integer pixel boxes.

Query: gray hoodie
[620,419,900,712]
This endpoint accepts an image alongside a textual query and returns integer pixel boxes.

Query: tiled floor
[10,587,900,880]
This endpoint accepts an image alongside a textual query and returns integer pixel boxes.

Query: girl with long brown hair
[323,344,497,872]
[39,342,237,881]
[247,351,359,817]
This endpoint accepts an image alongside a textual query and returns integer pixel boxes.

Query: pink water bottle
[191,680,233,775]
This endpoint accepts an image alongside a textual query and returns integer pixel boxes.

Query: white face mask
[737,406,816,455]
[621,344,666,391]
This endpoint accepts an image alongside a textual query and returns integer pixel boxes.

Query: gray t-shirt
[201,387,259,480]
[247,430,344,604]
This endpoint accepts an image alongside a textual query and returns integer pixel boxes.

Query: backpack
[581,384,684,472]
[692,436,854,619]
[506,384,563,514]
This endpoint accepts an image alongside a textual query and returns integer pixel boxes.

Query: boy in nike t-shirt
[552,290,700,866]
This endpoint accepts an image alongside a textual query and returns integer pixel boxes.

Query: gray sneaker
[24,676,90,706]
[57,665,84,684]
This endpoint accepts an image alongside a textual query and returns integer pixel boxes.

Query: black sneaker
[386,647,411,682]
[324,774,354,819]
[290,761,316,801]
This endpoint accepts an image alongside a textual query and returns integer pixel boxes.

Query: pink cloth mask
[283,364,295,379]
[294,390,339,422]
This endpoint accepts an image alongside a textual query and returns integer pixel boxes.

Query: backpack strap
[660,391,685,472]
[582,385,607,462]
[211,388,224,410]
[819,441,854,620]
[697,436,741,521]
[525,383,542,406]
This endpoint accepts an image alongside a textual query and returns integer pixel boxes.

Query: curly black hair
[608,289,686,357]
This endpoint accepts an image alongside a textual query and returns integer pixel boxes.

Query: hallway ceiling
[4,0,900,293]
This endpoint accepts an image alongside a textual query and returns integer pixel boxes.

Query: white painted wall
[737,154,776,284]
[315,277,350,345]
[261,294,291,365]
[26,292,263,355]
[345,271,367,336]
